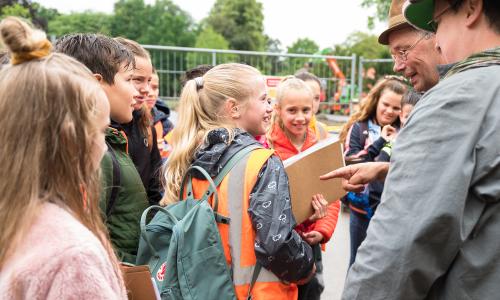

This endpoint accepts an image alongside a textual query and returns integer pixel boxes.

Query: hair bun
[0,17,51,65]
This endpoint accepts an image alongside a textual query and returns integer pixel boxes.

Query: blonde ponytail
[161,63,261,205]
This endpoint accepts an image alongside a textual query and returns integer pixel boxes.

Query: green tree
[186,26,235,68]
[361,0,391,29]
[334,31,393,94]
[334,31,389,59]
[110,0,195,46]
[48,11,112,36]
[0,1,59,30]
[205,0,266,51]
[0,3,30,19]
[287,38,319,55]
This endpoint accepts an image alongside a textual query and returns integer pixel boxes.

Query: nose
[266,100,273,113]
[393,59,405,73]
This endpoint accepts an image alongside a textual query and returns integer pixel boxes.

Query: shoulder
[1,203,125,298]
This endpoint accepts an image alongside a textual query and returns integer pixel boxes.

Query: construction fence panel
[144,45,357,115]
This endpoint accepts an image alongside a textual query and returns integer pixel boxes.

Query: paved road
[321,209,350,300]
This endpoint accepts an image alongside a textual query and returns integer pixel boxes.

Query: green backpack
[136,146,261,300]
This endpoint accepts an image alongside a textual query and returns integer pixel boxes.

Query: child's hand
[301,230,324,245]
[308,194,328,222]
[381,125,397,142]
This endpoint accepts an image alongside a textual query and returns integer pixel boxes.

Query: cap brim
[403,0,435,32]
[378,22,412,45]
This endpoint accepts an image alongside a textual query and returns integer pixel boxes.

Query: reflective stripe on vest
[192,148,298,300]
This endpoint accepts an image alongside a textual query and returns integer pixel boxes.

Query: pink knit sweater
[0,202,127,299]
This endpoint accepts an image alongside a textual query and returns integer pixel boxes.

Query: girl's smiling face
[277,89,313,139]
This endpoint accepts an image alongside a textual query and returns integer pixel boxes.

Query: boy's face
[100,63,138,124]
[400,104,414,127]
[132,56,153,110]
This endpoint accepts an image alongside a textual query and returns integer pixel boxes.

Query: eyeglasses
[391,33,431,63]
[427,3,454,32]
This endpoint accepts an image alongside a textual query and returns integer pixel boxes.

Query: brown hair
[114,37,150,59]
[295,72,322,90]
[339,77,406,143]
[180,64,214,87]
[0,17,121,277]
[54,33,134,84]
[114,37,152,137]
[161,63,261,205]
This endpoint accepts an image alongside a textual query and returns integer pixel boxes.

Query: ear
[464,0,483,28]
[225,98,241,119]
[93,73,103,82]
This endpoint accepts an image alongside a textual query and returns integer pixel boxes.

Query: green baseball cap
[403,0,436,32]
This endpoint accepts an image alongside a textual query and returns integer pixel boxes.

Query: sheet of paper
[283,136,346,224]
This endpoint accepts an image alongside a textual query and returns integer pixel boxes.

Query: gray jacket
[342,65,500,299]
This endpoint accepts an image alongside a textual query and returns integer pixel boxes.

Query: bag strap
[246,263,262,300]
[179,144,262,221]
[106,142,121,218]
[139,205,179,258]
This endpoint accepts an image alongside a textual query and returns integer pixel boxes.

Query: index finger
[320,166,352,180]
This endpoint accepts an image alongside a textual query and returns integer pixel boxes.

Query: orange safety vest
[153,121,170,159]
[191,148,298,300]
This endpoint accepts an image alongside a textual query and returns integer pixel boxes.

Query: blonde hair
[161,63,261,205]
[0,17,120,276]
[339,77,406,144]
[266,76,313,147]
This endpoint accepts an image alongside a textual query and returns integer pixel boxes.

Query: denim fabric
[349,210,370,267]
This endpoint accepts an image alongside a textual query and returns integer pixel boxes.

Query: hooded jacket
[191,128,314,283]
[342,63,500,299]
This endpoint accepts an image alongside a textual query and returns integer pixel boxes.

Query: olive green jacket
[100,127,149,264]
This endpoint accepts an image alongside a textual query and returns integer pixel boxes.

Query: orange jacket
[191,148,298,300]
[269,123,340,244]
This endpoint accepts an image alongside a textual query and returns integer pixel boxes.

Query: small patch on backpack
[156,262,166,282]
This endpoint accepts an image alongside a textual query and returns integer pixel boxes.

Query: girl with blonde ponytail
[161,63,315,299]
[0,17,126,299]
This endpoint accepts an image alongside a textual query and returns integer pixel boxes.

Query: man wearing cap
[379,0,445,92]
[340,0,500,299]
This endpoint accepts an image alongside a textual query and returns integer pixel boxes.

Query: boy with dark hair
[55,34,149,264]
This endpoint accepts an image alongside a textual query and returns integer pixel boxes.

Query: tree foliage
[0,1,59,30]
[110,0,195,46]
[361,0,391,29]
[287,38,319,55]
[205,0,266,51]
[48,11,112,36]
[186,26,236,68]
[1,3,29,18]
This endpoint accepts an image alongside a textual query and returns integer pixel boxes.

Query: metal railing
[357,57,394,98]
[143,45,357,115]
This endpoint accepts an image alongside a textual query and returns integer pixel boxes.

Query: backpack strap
[106,142,121,218]
[246,263,262,300]
[179,144,262,224]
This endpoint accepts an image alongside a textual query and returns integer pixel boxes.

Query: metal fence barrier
[144,45,357,115]
[357,57,394,99]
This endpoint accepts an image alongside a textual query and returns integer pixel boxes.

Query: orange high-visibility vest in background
[153,121,170,159]
[191,148,298,300]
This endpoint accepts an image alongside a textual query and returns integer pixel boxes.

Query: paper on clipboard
[283,136,346,224]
